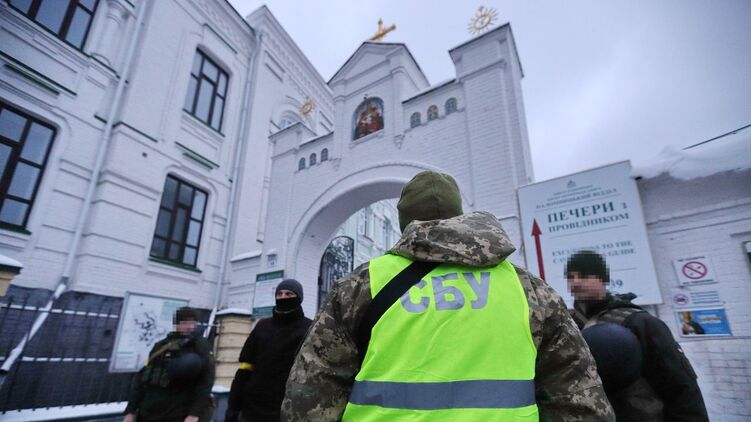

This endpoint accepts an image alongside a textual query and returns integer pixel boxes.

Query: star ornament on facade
[300,97,314,117]
[468,6,499,35]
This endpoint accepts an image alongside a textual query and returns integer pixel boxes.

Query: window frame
[321,148,328,162]
[0,100,56,230]
[309,153,317,166]
[383,218,392,248]
[427,105,439,121]
[445,98,458,114]
[410,112,421,128]
[149,175,208,269]
[6,0,100,51]
[298,157,306,170]
[364,207,374,240]
[183,49,229,133]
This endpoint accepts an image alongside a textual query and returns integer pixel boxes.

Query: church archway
[282,163,470,315]
[251,28,532,317]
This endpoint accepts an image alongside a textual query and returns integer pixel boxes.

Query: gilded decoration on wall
[468,6,498,35]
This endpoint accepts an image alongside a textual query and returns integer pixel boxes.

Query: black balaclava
[275,278,303,313]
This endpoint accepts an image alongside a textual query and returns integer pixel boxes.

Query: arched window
[445,98,457,114]
[279,118,295,130]
[310,153,317,166]
[321,148,329,161]
[410,112,421,128]
[277,111,300,132]
[427,105,438,121]
[298,158,305,170]
[352,97,384,140]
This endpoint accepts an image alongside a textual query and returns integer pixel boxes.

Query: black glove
[225,409,240,422]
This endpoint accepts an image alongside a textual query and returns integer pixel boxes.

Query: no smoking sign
[673,255,716,286]
[681,261,708,279]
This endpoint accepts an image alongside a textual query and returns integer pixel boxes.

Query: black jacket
[574,293,709,421]
[125,332,215,422]
[228,306,312,421]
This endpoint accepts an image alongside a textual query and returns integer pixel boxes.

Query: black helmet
[166,351,203,381]
[582,323,643,392]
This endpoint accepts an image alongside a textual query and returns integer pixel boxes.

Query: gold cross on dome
[370,18,396,42]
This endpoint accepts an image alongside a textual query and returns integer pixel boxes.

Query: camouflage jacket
[281,212,614,421]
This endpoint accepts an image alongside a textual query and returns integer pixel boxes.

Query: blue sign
[676,308,731,337]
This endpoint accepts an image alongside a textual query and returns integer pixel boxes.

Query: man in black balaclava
[226,279,312,422]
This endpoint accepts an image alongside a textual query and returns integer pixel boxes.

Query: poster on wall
[672,255,717,286]
[110,293,188,372]
[253,270,284,318]
[675,308,732,337]
[518,161,661,306]
[671,286,722,308]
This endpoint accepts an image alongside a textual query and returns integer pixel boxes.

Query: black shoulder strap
[356,260,439,363]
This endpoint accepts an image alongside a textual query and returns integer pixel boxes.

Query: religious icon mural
[353,97,384,140]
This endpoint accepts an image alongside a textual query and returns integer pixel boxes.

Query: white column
[91,0,130,69]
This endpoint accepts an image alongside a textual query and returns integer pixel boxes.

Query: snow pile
[213,385,231,394]
[0,254,22,269]
[216,307,252,316]
[633,130,751,180]
[1,402,127,421]
[404,78,456,101]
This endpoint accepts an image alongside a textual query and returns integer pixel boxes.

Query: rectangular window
[357,209,367,236]
[7,0,99,50]
[0,101,55,229]
[184,50,229,132]
[150,176,208,268]
[365,208,374,240]
[383,218,391,248]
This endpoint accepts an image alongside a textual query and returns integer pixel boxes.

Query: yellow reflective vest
[343,254,538,421]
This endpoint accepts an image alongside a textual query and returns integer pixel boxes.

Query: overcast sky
[228,0,751,181]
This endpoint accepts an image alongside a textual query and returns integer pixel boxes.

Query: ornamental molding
[262,28,334,117]
[193,0,253,54]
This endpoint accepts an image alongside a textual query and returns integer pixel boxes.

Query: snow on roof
[402,78,457,103]
[230,250,262,262]
[632,128,751,180]
[216,307,252,316]
[0,254,22,269]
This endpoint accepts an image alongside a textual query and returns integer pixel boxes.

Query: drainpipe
[204,31,262,337]
[0,1,149,380]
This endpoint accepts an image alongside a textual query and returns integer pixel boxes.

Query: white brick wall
[1,0,256,309]
[639,170,751,420]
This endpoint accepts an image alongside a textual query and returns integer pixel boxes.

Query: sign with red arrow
[517,161,661,306]
[531,219,545,280]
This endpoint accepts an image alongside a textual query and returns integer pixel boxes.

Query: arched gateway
[230,25,534,317]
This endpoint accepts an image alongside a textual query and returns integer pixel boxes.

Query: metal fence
[0,286,132,413]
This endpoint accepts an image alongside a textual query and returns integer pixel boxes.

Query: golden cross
[369,18,396,42]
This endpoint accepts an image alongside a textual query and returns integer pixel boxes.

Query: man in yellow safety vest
[282,171,614,421]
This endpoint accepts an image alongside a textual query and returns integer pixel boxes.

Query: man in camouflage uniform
[567,250,708,421]
[282,171,614,421]
[124,307,215,422]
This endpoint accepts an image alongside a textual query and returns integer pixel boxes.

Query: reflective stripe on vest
[343,255,538,422]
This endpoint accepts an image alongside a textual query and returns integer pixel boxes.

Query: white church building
[0,1,748,420]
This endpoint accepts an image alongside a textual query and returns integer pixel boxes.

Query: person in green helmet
[282,171,614,421]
